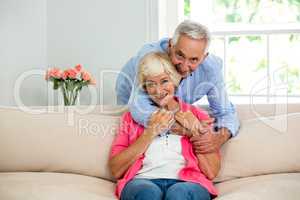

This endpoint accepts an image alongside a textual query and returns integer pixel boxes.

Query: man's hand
[174,110,201,133]
[190,128,231,154]
[169,122,190,136]
[174,110,214,135]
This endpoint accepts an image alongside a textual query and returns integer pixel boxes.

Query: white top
[135,133,186,179]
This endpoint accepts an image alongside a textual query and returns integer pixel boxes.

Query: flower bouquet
[45,64,96,106]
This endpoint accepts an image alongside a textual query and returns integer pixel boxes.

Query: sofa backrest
[215,112,300,182]
[234,103,300,120]
[0,104,300,183]
[0,106,123,181]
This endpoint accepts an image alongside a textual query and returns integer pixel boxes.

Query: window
[183,0,300,103]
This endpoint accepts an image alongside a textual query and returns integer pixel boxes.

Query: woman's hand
[147,109,175,137]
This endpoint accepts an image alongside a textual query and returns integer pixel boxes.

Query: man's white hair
[172,20,211,52]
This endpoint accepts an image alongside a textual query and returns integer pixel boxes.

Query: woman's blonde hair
[138,52,182,89]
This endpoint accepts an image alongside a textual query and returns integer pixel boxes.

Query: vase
[61,82,81,106]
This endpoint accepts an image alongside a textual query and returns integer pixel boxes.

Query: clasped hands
[147,109,221,154]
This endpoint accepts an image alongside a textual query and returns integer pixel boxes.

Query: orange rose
[75,64,82,72]
[67,68,78,79]
[81,70,91,81]
[45,68,62,80]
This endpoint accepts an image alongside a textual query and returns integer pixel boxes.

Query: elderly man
[116,20,240,154]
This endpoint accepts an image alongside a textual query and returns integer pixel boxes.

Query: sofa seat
[2,172,299,200]
[0,172,117,200]
[215,173,300,200]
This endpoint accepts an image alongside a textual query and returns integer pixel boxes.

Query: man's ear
[204,52,209,58]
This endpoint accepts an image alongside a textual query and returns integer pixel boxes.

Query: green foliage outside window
[184,0,191,18]
[185,0,300,24]
[184,0,300,95]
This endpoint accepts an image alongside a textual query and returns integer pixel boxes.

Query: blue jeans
[120,178,211,200]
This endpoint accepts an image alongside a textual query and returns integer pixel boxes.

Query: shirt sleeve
[206,64,240,137]
[116,58,136,105]
[128,88,158,127]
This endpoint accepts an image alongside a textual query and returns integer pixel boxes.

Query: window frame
[158,0,300,102]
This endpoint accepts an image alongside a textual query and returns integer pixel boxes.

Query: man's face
[169,35,207,78]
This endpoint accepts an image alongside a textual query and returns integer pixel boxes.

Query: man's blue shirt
[116,38,240,136]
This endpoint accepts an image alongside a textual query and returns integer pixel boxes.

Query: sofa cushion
[215,113,300,182]
[1,105,300,185]
[0,107,119,181]
[0,172,116,200]
[215,173,300,200]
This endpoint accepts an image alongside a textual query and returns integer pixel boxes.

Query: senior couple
[109,20,240,200]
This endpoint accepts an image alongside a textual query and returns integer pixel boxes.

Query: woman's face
[144,72,175,107]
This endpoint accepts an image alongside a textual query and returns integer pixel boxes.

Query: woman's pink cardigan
[110,98,218,198]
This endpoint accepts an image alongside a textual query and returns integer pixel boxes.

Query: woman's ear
[168,39,172,48]
[141,82,147,92]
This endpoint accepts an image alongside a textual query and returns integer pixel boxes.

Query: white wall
[158,0,184,38]
[0,0,47,106]
[0,0,159,106]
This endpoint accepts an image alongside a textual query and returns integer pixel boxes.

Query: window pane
[211,0,300,24]
[225,35,268,95]
[210,36,225,62]
[184,0,191,19]
[210,36,225,76]
[270,33,300,95]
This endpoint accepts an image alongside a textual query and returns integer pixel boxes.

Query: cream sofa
[0,104,300,200]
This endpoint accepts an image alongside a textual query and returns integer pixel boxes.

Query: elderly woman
[109,52,220,200]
